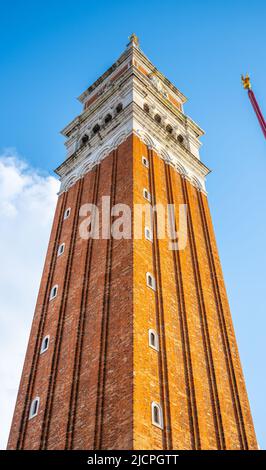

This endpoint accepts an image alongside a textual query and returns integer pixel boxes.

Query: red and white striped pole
[241,75,266,139]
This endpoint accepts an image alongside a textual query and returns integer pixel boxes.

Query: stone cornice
[131,46,187,104]
[132,103,210,179]
[132,70,204,138]
[56,99,209,180]
[57,40,209,196]
[61,66,134,138]
[77,47,131,103]
[57,127,208,196]
[76,41,187,112]
[56,99,210,196]
[61,61,204,151]
[55,103,133,177]
[61,64,203,146]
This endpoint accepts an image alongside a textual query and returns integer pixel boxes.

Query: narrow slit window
[146,272,156,291]
[151,402,163,429]
[50,285,58,300]
[64,208,71,220]
[143,188,151,202]
[149,329,159,351]
[29,397,40,420]
[57,243,65,257]
[142,156,149,168]
[40,335,50,354]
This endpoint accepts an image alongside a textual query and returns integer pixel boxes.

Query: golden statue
[129,33,139,47]
[241,74,251,90]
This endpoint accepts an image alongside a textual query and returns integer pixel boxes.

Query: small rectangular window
[151,402,163,429]
[149,329,159,351]
[142,156,149,168]
[40,335,50,354]
[50,285,58,300]
[57,243,65,257]
[145,227,153,242]
[146,272,156,291]
[64,208,71,220]
[143,188,151,202]
[29,397,40,420]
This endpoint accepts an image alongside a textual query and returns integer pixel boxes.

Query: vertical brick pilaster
[7,191,67,450]
[148,147,172,450]
[164,163,200,449]
[65,165,101,449]
[182,177,225,449]
[198,192,257,449]
[40,178,84,449]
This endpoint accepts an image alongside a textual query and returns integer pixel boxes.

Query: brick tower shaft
[7,36,257,450]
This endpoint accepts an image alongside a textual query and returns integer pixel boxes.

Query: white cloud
[0,151,60,449]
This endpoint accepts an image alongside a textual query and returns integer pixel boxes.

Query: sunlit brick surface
[7,134,257,450]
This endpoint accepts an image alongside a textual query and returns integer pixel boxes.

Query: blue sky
[0,0,265,449]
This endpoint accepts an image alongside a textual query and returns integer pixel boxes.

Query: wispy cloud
[0,150,59,449]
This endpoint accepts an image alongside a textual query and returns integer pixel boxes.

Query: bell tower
[7,35,257,450]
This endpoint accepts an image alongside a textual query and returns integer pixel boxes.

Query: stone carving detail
[98,81,112,97]
[149,73,168,98]
[59,126,205,194]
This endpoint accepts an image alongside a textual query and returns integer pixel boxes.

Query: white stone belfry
[56,36,210,193]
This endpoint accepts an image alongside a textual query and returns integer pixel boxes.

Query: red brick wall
[7,190,67,450]
[132,138,257,450]
[7,136,134,450]
[7,133,257,450]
